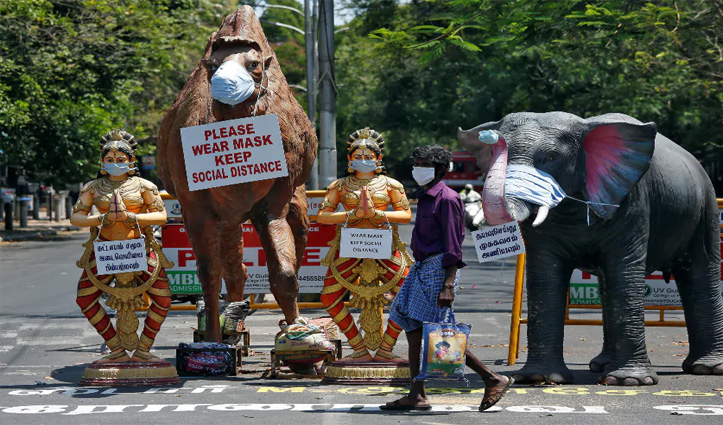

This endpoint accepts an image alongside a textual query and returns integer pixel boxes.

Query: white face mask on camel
[210,60,256,105]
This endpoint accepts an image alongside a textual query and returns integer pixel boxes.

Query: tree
[0,0,223,186]
[336,0,722,187]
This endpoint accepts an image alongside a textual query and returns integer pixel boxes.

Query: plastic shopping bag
[415,309,471,383]
[177,342,234,376]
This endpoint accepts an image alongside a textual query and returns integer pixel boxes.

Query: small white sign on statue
[180,114,288,191]
[472,222,525,263]
[94,239,148,274]
[339,227,393,260]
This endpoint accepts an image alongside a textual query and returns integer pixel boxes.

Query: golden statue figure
[317,128,413,364]
[70,130,174,367]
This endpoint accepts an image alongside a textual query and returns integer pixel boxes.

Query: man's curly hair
[411,144,452,166]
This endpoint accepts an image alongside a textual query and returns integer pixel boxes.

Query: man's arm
[437,265,458,307]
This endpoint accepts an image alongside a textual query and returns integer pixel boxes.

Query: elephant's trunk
[482,138,515,225]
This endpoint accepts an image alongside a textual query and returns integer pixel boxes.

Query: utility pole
[318,0,336,187]
[305,0,319,189]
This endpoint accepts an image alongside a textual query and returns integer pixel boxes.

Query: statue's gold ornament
[317,128,413,384]
[324,226,413,352]
[70,129,179,386]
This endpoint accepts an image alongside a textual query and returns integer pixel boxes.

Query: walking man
[381,145,513,411]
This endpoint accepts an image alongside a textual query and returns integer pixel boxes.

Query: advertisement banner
[162,223,335,295]
[180,114,288,191]
[570,206,722,307]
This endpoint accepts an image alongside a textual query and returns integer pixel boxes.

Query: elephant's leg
[512,252,574,384]
[590,276,613,372]
[286,185,310,273]
[185,211,224,342]
[219,222,248,303]
[673,209,723,375]
[251,200,300,325]
[598,261,657,386]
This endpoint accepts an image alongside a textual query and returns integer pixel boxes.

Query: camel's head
[202,6,274,113]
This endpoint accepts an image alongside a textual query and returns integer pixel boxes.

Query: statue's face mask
[210,60,256,106]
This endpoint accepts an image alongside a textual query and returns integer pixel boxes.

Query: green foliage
[0,0,225,186]
[338,0,722,185]
[2,0,721,191]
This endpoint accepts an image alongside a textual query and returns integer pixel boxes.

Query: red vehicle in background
[443,151,484,192]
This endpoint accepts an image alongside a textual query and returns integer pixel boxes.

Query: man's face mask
[412,167,436,186]
[210,60,256,105]
[103,163,131,176]
[350,160,378,173]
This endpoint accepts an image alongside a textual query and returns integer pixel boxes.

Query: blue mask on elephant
[210,60,256,105]
[350,160,378,173]
[504,164,567,208]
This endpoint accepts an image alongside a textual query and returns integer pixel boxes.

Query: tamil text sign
[94,239,148,274]
[472,222,525,262]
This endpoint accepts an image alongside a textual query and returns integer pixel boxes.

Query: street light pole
[305,0,319,189]
[318,0,336,188]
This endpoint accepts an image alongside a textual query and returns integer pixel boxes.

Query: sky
[252,1,359,26]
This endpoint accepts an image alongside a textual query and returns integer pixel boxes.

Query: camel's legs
[251,186,300,324]
[184,209,225,342]
[286,184,310,273]
[219,221,248,303]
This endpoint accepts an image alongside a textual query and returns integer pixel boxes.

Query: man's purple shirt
[411,180,466,269]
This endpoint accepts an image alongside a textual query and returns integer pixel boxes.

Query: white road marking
[18,322,87,331]
[16,337,90,346]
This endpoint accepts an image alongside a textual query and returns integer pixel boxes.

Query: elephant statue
[458,111,723,385]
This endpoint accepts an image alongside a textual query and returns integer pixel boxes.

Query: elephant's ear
[457,120,502,173]
[583,114,657,220]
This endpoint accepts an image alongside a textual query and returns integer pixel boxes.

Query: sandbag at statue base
[80,360,180,387]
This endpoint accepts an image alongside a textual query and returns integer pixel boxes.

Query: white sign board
[180,114,288,191]
[472,222,525,262]
[94,239,148,274]
[339,227,393,259]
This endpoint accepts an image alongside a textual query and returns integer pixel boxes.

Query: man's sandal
[479,376,514,412]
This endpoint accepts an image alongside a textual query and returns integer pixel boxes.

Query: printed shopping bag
[415,309,471,383]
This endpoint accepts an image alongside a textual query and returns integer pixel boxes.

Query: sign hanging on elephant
[180,114,288,191]
[472,221,526,262]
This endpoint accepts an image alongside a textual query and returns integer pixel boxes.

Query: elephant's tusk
[532,205,550,227]
[472,208,486,227]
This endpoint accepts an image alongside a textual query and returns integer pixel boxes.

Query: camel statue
[157,6,317,342]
